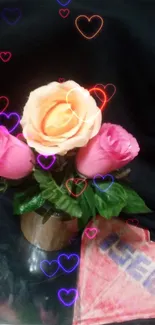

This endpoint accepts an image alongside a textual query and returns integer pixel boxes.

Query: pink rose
[0,126,35,179]
[76,123,140,178]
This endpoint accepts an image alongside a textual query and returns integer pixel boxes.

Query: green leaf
[69,181,96,230]
[13,192,45,215]
[41,177,82,218]
[94,181,128,219]
[121,185,152,213]
[78,196,91,229]
[83,183,96,217]
[33,169,52,189]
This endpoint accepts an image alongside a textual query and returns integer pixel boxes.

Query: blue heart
[40,260,59,278]
[1,8,22,25]
[56,0,71,6]
[93,174,114,192]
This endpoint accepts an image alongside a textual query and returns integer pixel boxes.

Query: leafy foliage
[76,181,96,229]
[13,190,45,215]
[121,184,152,213]
[94,181,128,219]
[34,169,82,218]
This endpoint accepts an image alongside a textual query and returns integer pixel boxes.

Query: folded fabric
[73,216,155,325]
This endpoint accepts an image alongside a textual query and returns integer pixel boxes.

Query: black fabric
[0,0,155,324]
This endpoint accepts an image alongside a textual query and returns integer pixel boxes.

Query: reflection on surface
[0,192,81,324]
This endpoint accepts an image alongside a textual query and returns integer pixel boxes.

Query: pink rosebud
[76,123,140,178]
[0,126,35,179]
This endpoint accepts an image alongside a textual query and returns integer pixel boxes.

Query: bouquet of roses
[0,80,151,229]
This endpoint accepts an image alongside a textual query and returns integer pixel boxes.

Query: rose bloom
[20,80,102,155]
[0,126,35,179]
[76,123,140,178]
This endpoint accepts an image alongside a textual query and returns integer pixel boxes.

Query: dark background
[0,0,155,324]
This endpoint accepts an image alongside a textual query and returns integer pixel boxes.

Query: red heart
[126,219,139,227]
[66,86,107,123]
[59,9,70,19]
[0,96,9,113]
[0,52,12,62]
[94,83,116,102]
[58,78,65,83]
[65,178,87,197]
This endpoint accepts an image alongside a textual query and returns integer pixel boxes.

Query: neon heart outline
[57,254,80,273]
[59,8,70,18]
[58,78,65,83]
[0,52,12,62]
[93,174,114,192]
[0,112,20,133]
[75,15,104,40]
[0,96,9,114]
[94,83,116,102]
[56,0,71,7]
[37,154,56,170]
[84,227,98,239]
[58,288,79,307]
[65,178,87,197]
[40,260,59,278]
[1,8,22,25]
[66,86,107,123]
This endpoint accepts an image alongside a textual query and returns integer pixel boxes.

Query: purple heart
[40,260,59,278]
[1,8,22,25]
[58,254,79,273]
[37,154,56,170]
[0,113,20,133]
[56,0,71,6]
[93,174,114,192]
[58,288,78,307]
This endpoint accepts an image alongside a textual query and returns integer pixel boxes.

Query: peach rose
[20,80,102,156]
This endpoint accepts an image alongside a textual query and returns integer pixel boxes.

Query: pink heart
[94,83,116,102]
[59,8,70,19]
[0,52,12,62]
[37,154,56,170]
[84,227,98,239]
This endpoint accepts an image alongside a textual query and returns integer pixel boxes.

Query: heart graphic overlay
[1,8,22,25]
[66,87,107,123]
[40,260,59,278]
[58,254,80,273]
[59,9,70,18]
[57,0,71,6]
[65,178,87,198]
[0,96,9,114]
[58,288,79,307]
[58,78,65,83]
[93,174,114,192]
[0,52,12,62]
[94,83,116,103]
[0,112,20,133]
[37,154,56,170]
[84,227,98,239]
[75,15,104,40]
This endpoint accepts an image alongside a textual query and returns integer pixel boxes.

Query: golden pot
[21,211,78,251]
